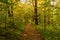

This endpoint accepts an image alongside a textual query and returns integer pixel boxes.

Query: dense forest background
[0,0,60,40]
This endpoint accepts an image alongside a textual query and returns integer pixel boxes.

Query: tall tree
[34,0,38,25]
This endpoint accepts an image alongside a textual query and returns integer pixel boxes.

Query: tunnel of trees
[0,0,60,40]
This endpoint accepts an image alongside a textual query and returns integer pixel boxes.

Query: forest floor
[20,23,44,40]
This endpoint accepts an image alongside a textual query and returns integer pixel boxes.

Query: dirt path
[20,23,44,40]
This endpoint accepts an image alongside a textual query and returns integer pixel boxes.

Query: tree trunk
[34,0,38,25]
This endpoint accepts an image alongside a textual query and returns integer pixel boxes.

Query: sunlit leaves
[0,0,60,40]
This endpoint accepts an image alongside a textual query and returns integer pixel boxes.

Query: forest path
[20,23,44,40]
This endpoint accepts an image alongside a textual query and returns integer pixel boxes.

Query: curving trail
[20,23,44,40]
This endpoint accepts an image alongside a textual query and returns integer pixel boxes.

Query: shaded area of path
[20,23,44,40]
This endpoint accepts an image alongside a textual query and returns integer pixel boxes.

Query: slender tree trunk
[34,0,38,25]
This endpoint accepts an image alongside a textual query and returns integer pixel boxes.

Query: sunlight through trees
[0,0,60,40]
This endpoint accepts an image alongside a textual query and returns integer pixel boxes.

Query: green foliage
[0,0,60,40]
[0,0,8,4]
[35,25,60,40]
